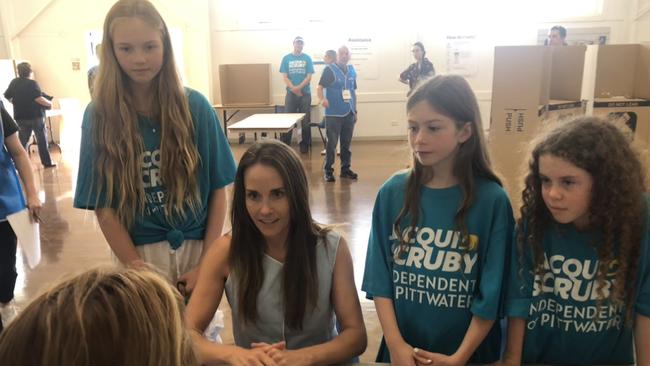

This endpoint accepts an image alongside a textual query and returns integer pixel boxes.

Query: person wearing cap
[279,36,315,153]
[547,25,567,46]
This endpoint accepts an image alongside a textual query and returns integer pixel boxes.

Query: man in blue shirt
[279,36,314,153]
[317,46,358,182]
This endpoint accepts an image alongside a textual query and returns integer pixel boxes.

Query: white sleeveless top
[225,230,340,349]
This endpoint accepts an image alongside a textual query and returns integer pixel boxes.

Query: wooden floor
[14,139,410,362]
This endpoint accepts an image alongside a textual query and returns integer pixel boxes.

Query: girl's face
[244,163,291,245]
[539,154,593,229]
[112,17,164,89]
[407,100,471,173]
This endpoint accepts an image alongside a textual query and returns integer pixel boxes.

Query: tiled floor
[14,139,410,362]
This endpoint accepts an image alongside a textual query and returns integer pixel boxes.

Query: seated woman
[185,140,367,365]
[0,267,197,366]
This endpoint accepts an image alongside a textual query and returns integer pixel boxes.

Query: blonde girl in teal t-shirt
[73,0,235,290]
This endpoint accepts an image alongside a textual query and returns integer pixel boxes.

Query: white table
[227,113,306,138]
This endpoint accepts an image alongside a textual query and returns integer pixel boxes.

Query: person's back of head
[0,267,197,366]
[16,62,31,78]
[324,49,337,64]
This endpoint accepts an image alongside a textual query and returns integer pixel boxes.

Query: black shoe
[43,163,57,169]
[300,145,309,154]
[324,172,335,182]
[340,170,358,180]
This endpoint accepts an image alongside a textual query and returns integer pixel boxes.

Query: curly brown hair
[518,116,646,322]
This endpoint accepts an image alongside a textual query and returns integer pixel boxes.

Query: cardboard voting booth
[590,44,650,145]
[218,63,272,106]
[488,45,587,207]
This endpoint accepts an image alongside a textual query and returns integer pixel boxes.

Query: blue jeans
[324,112,355,173]
[17,117,53,166]
[281,92,311,149]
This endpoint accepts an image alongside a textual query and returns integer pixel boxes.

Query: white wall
[632,0,650,42]
[0,0,638,140]
[210,0,634,139]
[0,0,211,107]
[0,10,7,59]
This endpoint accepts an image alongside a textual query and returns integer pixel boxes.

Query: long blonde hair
[92,0,201,227]
[0,267,197,366]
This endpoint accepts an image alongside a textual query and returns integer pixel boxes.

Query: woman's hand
[225,345,279,366]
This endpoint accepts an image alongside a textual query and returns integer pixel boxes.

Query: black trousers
[0,221,17,304]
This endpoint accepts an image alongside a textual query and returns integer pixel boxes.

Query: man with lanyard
[0,100,41,330]
[317,45,358,182]
[279,36,315,153]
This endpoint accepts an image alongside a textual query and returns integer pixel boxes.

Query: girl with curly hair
[500,117,650,365]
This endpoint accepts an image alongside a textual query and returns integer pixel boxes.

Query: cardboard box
[590,44,650,144]
[488,45,586,207]
[544,46,587,124]
[218,64,272,106]
[546,99,586,124]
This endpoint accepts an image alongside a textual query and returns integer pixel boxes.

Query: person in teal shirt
[279,36,314,153]
[73,0,236,293]
[362,75,514,365]
[500,117,650,365]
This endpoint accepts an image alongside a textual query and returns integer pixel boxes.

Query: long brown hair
[0,267,197,366]
[230,140,328,330]
[92,0,201,227]
[394,75,501,255]
[519,117,646,322]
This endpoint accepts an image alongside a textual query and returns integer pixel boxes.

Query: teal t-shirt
[73,88,237,249]
[362,171,514,363]
[279,53,314,94]
[505,196,650,365]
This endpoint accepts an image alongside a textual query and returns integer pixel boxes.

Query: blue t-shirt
[73,88,236,249]
[505,196,650,365]
[279,53,314,94]
[362,171,514,363]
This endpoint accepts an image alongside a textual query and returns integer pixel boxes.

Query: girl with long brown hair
[500,117,650,365]
[362,75,514,365]
[73,0,236,290]
[185,140,366,366]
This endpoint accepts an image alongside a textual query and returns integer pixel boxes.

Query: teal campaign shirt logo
[528,254,622,333]
[141,148,167,216]
[288,60,307,75]
[389,226,479,308]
